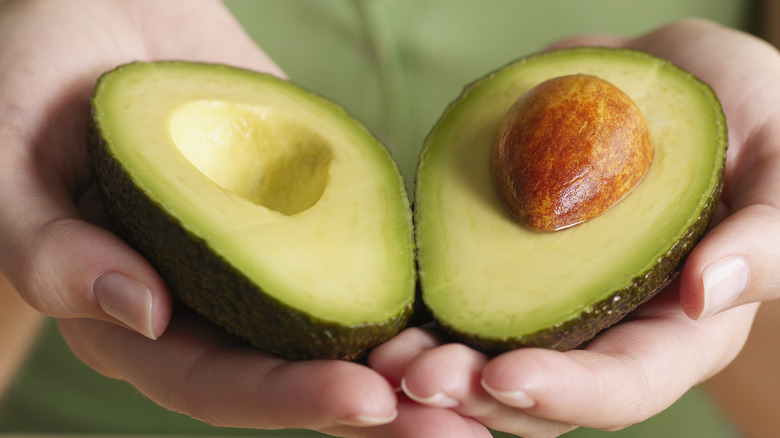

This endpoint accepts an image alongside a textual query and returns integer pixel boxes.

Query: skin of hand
[369,18,780,437]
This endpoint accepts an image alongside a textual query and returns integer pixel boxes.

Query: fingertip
[678,204,780,321]
[679,259,705,320]
[697,256,749,320]
[80,227,173,338]
[480,378,536,409]
[399,342,488,410]
[367,326,443,387]
[401,377,459,408]
[12,217,172,337]
[269,360,399,430]
[335,409,398,428]
[93,271,171,339]
[370,398,493,438]
[678,202,733,320]
[481,347,578,414]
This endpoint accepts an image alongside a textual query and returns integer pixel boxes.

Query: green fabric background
[0,1,755,436]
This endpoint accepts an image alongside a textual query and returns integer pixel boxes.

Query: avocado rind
[88,62,415,360]
[415,48,727,354]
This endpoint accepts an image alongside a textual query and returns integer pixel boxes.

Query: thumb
[679,203,780,320]
[0,155,171,339]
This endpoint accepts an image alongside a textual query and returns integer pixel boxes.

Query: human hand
[0,0,402,435]
[369,19,779,437]
[0,0,283,340]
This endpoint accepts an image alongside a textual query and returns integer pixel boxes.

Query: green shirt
[0,1,753,436]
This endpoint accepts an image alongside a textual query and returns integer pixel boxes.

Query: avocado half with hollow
[414,48,727,354]
[88,61,416,360]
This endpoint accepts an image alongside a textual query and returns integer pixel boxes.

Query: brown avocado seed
[492,74,653,232]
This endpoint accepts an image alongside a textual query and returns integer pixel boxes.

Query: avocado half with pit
[88,61,416,360]
[414,48,727,354]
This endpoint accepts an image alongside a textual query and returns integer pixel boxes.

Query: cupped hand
[0,0,282,339]
[0,0,405,435]
[370,19,780,437]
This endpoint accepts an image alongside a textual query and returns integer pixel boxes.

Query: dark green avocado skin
[439,168,723,355]
[87,117,412,362]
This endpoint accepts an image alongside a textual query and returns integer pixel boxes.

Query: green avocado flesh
[88,61,416,360]
[415,48,727,354]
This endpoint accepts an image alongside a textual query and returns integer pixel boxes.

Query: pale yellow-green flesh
[416,50,725,338]
[94,63,414,325]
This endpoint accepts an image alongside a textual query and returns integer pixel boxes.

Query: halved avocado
[88,61,416,360]
[414,48,727,354]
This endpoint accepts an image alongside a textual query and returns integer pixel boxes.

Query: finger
[480,292,757,430]
[680,203,780,319]
[368,326,444,388]
[324,398,493,438]
[399,343,575,438]
[57,311,399,432]
[0,153,172,340]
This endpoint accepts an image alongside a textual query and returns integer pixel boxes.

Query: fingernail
[699,256,748,320]
[336,410,398,427]
[94,272,157,339]
[481,379,535,409]
[400,377,459,408]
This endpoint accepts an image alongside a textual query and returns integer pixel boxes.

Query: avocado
[88,61,416,360]
[414,48,727,354]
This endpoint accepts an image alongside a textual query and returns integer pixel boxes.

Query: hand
[0,0,400,435]
[0,0,282,338]
[370,19,780,437]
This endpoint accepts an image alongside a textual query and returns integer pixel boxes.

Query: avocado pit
[492,74,653,232]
